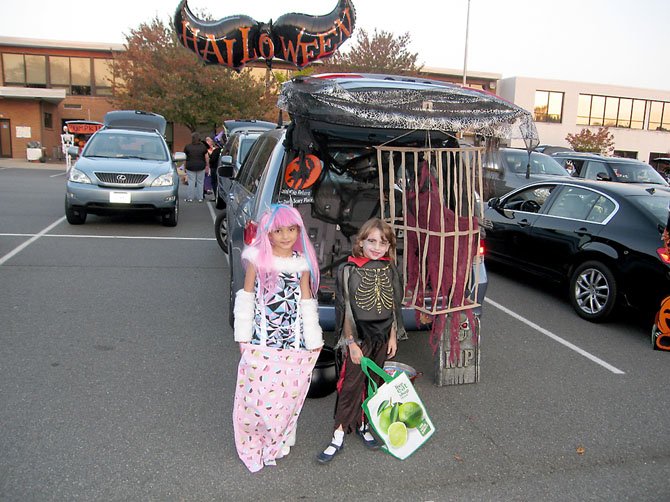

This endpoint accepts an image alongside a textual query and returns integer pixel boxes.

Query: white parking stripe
[0,217,66,266]
[485,297,626,375]
[207,201,217,222]
[0,233,215,241]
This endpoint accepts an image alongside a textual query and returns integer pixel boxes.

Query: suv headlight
[151,172,174,187]
[68,168,91,184]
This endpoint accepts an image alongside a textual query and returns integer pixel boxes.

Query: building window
[534,90,564,123]
[93,59,113,96]
[44,112,53,129]
[25,55,47,88]
[70,57,91,95]
[48,56,91,95]
[649,153,670,174]
[49,56,70,88]
[577,93,647,130]
[613,150,637,159]
[2,53,47,87]
[648,101,670,132]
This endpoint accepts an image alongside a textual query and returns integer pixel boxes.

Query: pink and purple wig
[244,204,320,298]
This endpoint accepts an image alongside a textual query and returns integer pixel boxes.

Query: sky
[2,0,669,91]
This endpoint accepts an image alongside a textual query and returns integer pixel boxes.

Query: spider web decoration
[279,76,539,149]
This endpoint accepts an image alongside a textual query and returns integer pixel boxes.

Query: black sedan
[482,179,670,322]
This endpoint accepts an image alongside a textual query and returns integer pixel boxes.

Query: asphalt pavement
[0,164,669,501]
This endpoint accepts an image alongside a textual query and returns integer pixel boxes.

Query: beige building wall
[498,76,670,163]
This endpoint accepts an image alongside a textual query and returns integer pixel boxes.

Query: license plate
[110,191,131,203]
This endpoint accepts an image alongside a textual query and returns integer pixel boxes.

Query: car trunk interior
[277,126,484,314]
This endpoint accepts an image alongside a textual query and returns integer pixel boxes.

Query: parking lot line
[485,297,626,375]
[0,233,215,242]
[206,201,217,222]
[0,217,66,266]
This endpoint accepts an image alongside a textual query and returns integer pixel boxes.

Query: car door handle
[518,219,531,227]
[228,193,235,200]
[574,227,592,236]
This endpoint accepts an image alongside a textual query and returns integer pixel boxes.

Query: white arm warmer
[233,289,255,342]
[300,298,323,350]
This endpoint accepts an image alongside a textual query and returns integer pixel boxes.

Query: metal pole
[463,0,471,87]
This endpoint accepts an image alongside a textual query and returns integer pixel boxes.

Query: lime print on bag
[361,357,434,460]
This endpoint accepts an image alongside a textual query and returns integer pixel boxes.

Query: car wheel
[162,201,178,227]
[65,200,86,224]
[215,211,228,253]
[569,260,617,322]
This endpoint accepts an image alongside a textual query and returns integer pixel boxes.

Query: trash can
[26,141,42,161]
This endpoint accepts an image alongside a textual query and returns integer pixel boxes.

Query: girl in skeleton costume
[317,218,406,464]
[233,204,323,473]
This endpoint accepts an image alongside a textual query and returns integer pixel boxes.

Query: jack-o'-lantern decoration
[652,295,670,351]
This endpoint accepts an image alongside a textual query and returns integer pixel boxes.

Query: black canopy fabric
[278,74,539,149]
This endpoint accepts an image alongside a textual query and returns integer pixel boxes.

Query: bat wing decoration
[174,0,356,71]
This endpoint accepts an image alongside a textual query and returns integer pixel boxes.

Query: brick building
[0,36,194,161]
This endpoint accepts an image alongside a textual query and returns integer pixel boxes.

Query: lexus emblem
[116,175,126,181]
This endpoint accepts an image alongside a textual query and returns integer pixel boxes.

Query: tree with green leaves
[111,17,271,132]
[319,28,422,74]
[565,127,615,155]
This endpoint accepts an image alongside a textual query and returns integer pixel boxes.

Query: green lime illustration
[379,406,393,433]
[376,400,390,416]
[398,401,423,428]
[378,402,400,434]
[387,421,408,448]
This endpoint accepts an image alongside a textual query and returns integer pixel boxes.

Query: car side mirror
[488,197,500,209]
[67,145,80,157]
[596,172,611,181]
[173,152,186,162]
[218,155,234,177]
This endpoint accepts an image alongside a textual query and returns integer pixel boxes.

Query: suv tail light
[657,246,670,265]
[478,239,485,256]
[244,220,258,246]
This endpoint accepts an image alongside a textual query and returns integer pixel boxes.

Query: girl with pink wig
[232,204,323,472]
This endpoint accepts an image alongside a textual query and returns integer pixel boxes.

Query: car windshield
[610,161,667,185]
[84,132,168,161]
[504,150,568,175]
[628,193,670,226]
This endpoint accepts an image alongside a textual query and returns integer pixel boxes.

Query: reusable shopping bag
[361,357,435,460]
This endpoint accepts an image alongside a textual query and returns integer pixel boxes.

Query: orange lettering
[202,35,226,65]
[297,33,319,66]
[223,38,236,68]
[277,35,300,64]
[258,33,275,60]
[239,26,258,64]
[334,7,353,42]
[316,28,336,59]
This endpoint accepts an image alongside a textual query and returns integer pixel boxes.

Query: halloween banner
[174,0,356,70]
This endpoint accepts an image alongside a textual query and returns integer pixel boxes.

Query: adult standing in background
[183,132,209,202]
[205,136,221,201]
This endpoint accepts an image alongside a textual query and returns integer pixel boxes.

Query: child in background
[317,218,406,464]
[233,204,323,472]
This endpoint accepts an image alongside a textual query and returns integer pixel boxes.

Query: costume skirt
[233,343,318,472]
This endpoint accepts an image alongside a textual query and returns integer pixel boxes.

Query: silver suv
[65,110,186,226]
